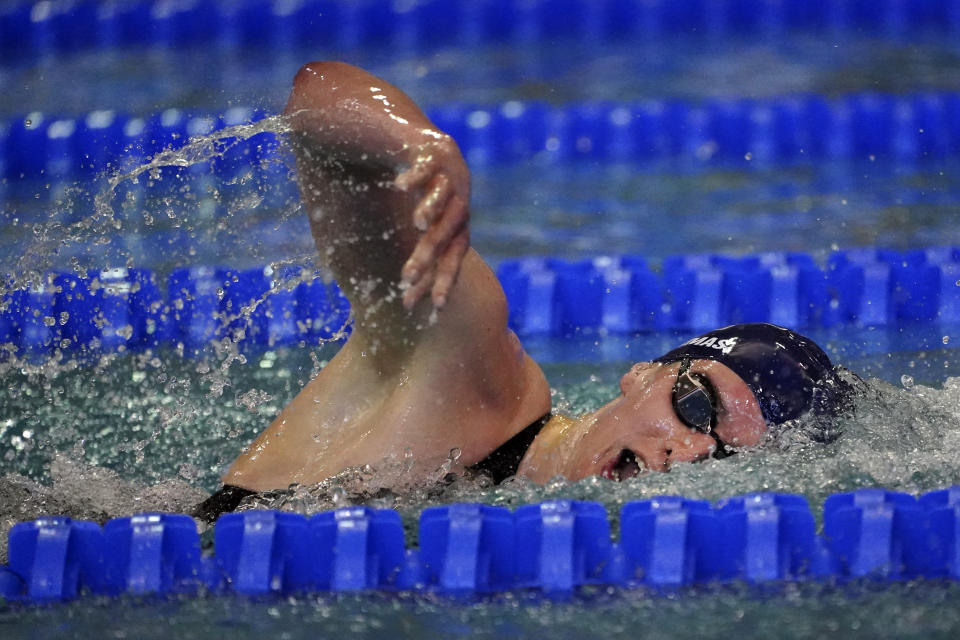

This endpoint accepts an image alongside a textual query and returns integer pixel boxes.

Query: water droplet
[901,374,914,389]
[546,475,567,491]
[330,486,349,508]
[944,336,950,345]
[449,447,461,462]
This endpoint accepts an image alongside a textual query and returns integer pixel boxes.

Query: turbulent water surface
[2,33,960,637]
[2,333,960,636]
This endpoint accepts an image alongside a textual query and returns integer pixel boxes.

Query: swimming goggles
[672,357,734,459]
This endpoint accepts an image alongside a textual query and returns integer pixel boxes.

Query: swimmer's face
[517,360,767,483]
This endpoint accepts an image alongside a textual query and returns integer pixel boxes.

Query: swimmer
[193,62,853,522]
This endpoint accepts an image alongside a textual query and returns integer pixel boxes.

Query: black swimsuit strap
[191,484,257,523]
[192,413,552,523]
[468,413,552,484]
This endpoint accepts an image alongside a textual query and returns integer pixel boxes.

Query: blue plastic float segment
[497,259,559,336]
[11,487,960,603]
[823,488,925,579]
[4,92,960,183]
[498,256,663,336]
[100,513,202,596]
[44,117,79,179]
[827,252,893,325]
[714,493,827,582]
[3,0,960,61]
[600,256,663,333]
[254,265,301,349]
[619,496,714,586]
[7,275,59,356]
[128,268,171,348]
[86,268,137,352]
[4,113,48,181]
[0,566,24,600]
[418,503,514,593]
[295,273,352,341]
[918,487,960,579]
[309,507,408,591]
[514,500,614,593]
[76,110,126,176]
[662,257,725,331]
[4,246,960,356]
[53,273,98,354]
[219,267,269,347]
[213,510,313,595]
[167,266,231,354]
[6,517,103,601]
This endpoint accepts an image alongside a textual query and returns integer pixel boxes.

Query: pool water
[3,34,960,115]
[4,322,960,636]
[3,581,960,640]
[3,7,960,637]
[2,323,960,538]
[3,155,959,279]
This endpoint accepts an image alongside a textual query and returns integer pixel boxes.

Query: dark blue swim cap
[654,323,848,425]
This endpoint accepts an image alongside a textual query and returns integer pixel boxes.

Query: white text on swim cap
[683,335,739,355]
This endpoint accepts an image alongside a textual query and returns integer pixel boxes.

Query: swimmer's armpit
[284,61,471,310]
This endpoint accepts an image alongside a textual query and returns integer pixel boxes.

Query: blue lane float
[4,92,960,184]
[2,245,960,359]
[3,486,960,603]
[499,246,960,336]
[2,0,960,63]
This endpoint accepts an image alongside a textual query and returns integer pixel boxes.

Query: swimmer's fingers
[401,195,469,307]
[412,173,451,231]
[431,226,469,308]
[396,136,469,199]
[401,266,435,310]
[395,158,434,193]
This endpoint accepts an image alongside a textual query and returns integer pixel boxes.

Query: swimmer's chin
[516,450,644,484]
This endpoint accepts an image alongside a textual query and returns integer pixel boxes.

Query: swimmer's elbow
[284,61,419,168]
[285,61,392,119]
[284,61,343,121]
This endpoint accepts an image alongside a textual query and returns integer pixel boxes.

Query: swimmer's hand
[395,134,470,311]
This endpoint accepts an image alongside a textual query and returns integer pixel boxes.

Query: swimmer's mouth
[601,449,642,482]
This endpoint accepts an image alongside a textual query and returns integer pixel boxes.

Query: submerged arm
[283,61,470,310]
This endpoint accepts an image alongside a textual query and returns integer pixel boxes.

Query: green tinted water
[2,326,960,541]
[4,580,960,639]
[3,48,960,634]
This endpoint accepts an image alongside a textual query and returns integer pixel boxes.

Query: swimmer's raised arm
[216,62,549,495]
[283,61,469,310]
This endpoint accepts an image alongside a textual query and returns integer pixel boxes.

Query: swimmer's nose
[664,430,721,465]
[629,425,718,473]
[606,434,713,476]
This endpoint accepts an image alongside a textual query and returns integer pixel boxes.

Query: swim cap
[654,323,849,425]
